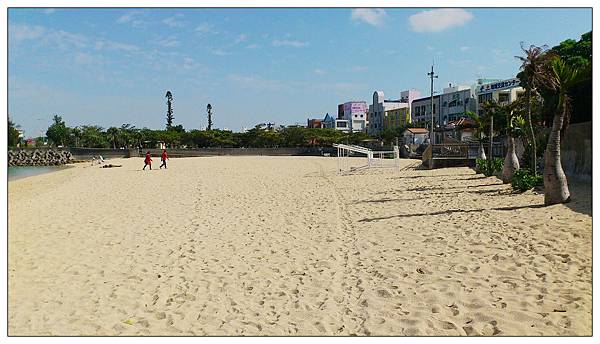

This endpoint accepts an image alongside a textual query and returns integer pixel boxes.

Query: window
[499,92,510,103]
[443,101,448,107]
[360,114,363,118]
[337,122,347,128]
[433,104,436,114]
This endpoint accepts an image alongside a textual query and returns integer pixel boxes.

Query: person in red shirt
[160,149,169,169]
[143,151,152,170]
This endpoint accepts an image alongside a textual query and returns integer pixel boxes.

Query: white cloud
[246,44,260,49]
[11,24,88,49]
[74,52,100,65]
[409,9,473,33]
[155,36,180,48]
[9,24,45,43]
[313,68,326,75]
[351,9,387,27]
[116,12,147,28]
[162,16,185,28]
[272,39,308,48]
[195,23,217,35]
[228,74,284,91]
[234,33,248,44]
[182,57,200,71]
[210,48,231,56]
[352,65,369,72]
[95,40,139,53]
[460,46,471,52]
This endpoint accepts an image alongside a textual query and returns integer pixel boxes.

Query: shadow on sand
[563,181,592,217]
[405,182,504,192]
[358,204,547,222]
[392,173,483,180]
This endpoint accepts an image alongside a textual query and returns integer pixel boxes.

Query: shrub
[511,169,543,192]
[476,157,504,177]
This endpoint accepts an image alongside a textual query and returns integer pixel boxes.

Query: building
[322,113,336,129]
[307,118,323,128]
[383,107,411,131]
[435,117,478,143]
[475,77,525,115]
[439,84,477,125]
[308,113,338,130]
[411,94,441,126]
[403,127,429,145]
[334,101,368,133]
[368,90,420,136]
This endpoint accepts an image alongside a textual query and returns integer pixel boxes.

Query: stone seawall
[9,149,73,166]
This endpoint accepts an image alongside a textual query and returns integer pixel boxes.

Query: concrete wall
[69,148,133,160]
[561,121,592,180]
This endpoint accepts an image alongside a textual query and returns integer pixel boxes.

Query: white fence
[333,144,399,174]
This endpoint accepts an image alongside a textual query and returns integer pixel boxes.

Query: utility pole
[427,64,438,145]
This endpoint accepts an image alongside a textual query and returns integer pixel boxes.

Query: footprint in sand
[377,289,393,298]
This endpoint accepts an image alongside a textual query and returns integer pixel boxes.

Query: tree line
[7,117,372,149]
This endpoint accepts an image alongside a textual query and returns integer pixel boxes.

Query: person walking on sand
[160,149,169,169]
[143,151,152,170]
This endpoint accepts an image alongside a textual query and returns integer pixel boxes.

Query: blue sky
[8,8,592,137]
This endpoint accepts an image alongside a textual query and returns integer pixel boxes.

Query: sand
[8,156,592,336]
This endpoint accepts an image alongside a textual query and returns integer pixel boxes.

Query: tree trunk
[478,141,487,160]
[488,114,494,161]
[544,95,570,205]
[502,136,519,183]
[527,88,538,176]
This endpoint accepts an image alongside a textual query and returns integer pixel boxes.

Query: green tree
[465,111,486,159]
[106,126,120,149]
[80,125,109,148]
[165,91,174,128]
[206,104,213,131]
[516,44,552,176]
[8,117,20,147]
[541,56,589,205]
[46,115,70,147]
[70,126,82,147]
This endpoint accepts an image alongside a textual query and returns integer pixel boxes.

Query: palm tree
[516,44,551,176]
[106,127,119,149]
[465,111,486,159]
[540,56,589,205]
[502,111,525,183]
[481,100,501,162]
[71,126,82,148]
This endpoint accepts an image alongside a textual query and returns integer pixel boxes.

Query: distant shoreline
[8,165,72,182]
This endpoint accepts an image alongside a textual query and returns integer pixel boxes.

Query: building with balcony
[440,84,477,125]
[411,94,441,126]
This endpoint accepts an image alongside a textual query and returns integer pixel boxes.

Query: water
[8,166,68,181]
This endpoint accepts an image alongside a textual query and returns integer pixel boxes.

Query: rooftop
[405,128,429,134]
[412,95,441,103]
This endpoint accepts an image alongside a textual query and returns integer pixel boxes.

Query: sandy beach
[8,156,592,336]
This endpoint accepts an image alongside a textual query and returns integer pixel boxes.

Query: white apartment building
[475,77,525,115]
[368,89,420,136]
[439,84,477,125]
